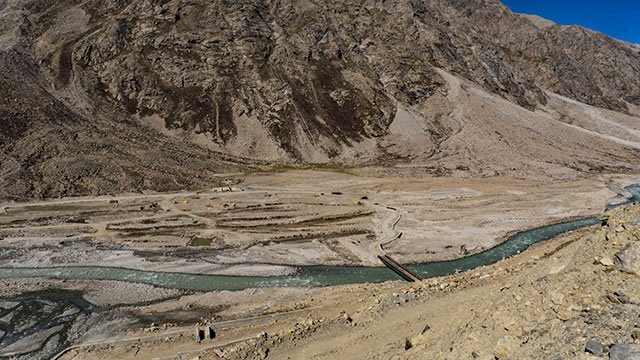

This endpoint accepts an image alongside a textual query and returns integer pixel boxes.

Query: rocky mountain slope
[2,0,640,200]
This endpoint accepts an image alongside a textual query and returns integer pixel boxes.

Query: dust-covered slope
[2,0,640,200]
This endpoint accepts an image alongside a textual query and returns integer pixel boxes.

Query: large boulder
[614,243,640,276]
[609,344,640,360]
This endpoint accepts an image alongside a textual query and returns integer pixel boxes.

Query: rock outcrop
[615,243,640,276]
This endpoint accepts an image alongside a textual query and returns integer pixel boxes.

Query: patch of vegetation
[189,236,219,246]
[251,162,354,175]
[217,210,373,229]
[9,204,90,213]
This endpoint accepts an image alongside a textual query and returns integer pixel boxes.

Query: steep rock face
[68,0,424,158]
[455,0,640,112]
[32,0,640,134]
[0,2,246,200]
[1,0,640,199]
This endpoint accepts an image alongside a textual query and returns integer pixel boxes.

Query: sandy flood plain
[0,170,637,274]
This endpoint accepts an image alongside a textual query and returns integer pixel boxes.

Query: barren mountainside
[2,0,640,200]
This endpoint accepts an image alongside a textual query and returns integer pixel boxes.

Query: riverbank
[0,215,612,292]
[0,278,186,307]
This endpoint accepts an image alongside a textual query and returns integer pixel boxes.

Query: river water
[0,217,601,290]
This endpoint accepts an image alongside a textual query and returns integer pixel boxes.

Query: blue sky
[501,0,640,44]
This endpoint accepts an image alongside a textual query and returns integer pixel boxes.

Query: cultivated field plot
[0,180,383,274]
